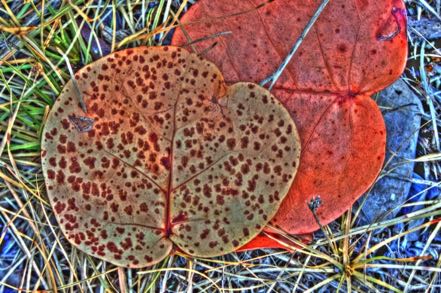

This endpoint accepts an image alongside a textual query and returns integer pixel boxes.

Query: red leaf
[172,0,407,244]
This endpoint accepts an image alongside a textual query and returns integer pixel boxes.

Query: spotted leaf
[41,46,301,267]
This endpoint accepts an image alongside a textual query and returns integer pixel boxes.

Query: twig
[308,196,337,254]
[260,0,330,90]
[56,48,88,113]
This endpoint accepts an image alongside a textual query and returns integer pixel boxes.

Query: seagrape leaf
[41,46,301,268]
[172,0,408,236]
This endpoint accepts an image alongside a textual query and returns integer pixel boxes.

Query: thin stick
[308,196,337,254]
[56,47,87,113]
[118,268,128,293]
[260,0,330,90]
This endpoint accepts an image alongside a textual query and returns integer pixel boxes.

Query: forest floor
[0,0,440,292]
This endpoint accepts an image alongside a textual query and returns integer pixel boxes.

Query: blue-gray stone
[358,79,423,225]
[408,17,441,41]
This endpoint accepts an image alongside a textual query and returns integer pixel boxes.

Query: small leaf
[172,0,407,236]
[41,46,301,267]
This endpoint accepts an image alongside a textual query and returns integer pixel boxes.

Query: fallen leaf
[172,0,408,237]
[41,46,301,267]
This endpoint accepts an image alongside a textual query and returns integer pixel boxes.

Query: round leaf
[171,0,407,235]
[41,46,301,267]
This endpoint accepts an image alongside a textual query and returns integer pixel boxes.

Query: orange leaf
[172,0,408,244]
